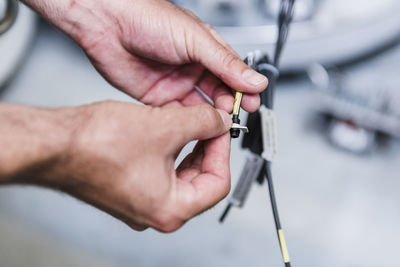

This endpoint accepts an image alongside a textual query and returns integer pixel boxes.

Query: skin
[0,102,232,232]
[0,0,268,232]
[22,0,268,112]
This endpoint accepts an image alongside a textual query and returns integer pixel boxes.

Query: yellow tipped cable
[278,229,291,264]
[265,161,292,267]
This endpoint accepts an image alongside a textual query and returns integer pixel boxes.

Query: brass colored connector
[230,91,248,138]
[233,92,243,116]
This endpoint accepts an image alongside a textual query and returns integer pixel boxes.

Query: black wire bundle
[220,1,296,266]
[274,0,296,68]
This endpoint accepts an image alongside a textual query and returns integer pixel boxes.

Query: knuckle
[153,213,184,233]
[149,107,176,144]
[150,199,190,233]
[204,23,220,38]
[184,9,197,19]
[202,23,213,31]
[197,104,221,128]
[199,104,216,119]
[222,52,240,71]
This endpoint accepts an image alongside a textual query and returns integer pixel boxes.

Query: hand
[24,0,268,112]
[39,102,232,232]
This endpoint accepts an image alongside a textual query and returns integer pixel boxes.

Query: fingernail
[217,109,232,128]
[242,69,268,87]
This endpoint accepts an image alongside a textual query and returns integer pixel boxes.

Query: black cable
[266,1,296,261]
[265,162,291,266]
[219,1,296,265]
[265,162,281,228]
[219,203,232,223]
[273,0,296,68]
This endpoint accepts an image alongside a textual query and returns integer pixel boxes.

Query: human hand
[24,0,268,112]
[40,102,232,232]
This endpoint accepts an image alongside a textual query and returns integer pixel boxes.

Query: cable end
[219,204,232,223]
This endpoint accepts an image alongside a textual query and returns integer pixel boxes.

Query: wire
[266,2,296,264]
[265,162,291,267]
[219,203,232,223]
[273,0,296,68]
[220,1,296,266]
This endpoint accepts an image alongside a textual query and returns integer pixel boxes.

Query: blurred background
[1,0,400,266]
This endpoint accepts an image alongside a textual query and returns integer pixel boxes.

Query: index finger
[189,23,268,95]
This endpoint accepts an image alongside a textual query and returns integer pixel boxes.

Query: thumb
[191,28,268,94]
[168,104,231,145]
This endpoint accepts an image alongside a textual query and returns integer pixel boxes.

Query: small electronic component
[230,91,248,138]
[230,52,259,139]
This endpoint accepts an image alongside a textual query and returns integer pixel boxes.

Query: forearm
[0,104,77,185]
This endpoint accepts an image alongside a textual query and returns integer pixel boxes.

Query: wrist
[0,105,84,186]
[28,106,92,189]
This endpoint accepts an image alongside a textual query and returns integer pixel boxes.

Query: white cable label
[260,107,278,162]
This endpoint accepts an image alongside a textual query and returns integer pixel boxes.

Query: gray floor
[1,24,400,267]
